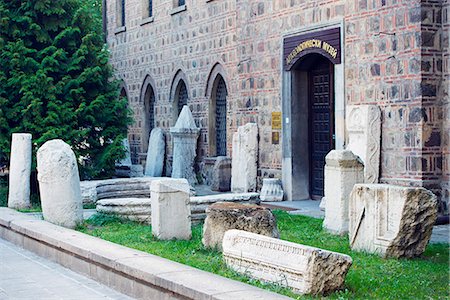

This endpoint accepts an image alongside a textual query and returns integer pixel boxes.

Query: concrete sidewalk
[0,238,134,300]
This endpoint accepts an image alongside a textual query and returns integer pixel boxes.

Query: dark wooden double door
[308,62,334,199]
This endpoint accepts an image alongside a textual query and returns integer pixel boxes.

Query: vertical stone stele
[211,156,231,192]
[144,128,165,177]
[150,178,191,240]
[349,184,438,258]
[8,133,32,209]
[231,123,258,193]
[170,106,200,185]
[323,150,364,235]
[223,230,352,295]
[346,105,381,183]
[37,139,83,229]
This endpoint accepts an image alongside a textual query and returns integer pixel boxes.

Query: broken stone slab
[8,133,32,209]
[151,178,191,240]
[323,150,364,235]
[202,202,279,250]
[231,123,258,193]
[211,156,231,192]
[37,139,83,229]
[346,105,381,183]
[144,128,165,177]
[349,184,438,258]
[260,178,284,202]
[223,230,353,295]
[96,198,151,223]
[170,106,200,185]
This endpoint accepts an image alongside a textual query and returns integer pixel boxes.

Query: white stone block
[260,178,284,202]
[346,105,381,183]
[37,139,83,229]
[144,128,165,177]
[8,133,32,209]
[223,230,352,295]
[150,178,191,240]
[231,123,258,193]
[323,150,364,235]
[349,184,438,258]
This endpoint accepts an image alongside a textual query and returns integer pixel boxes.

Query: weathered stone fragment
[37,139,83,228]
[211,156,231,192]
[170,106,200,185]
[115,138,133,177]
[202,202,278,250]
[323,150,364,234]
[96,198,151,223]
[223,230,353,295]
[346,105,381,183]
[231,123,258,193]
[349,184,438,258]
[151,178,191,240]
[260,178,284,202]
[144,128,165,177]
[8,133,32,209]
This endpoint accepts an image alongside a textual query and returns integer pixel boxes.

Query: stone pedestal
[151,178,191,240]
[323,150,364,235]
[170,106,200,185]
[349,184,438,258]
[96,198,152,223]
[211,156,231,192]
[260,178,284,202]
[346,105,381,183]
[223,230,353,295]
[231,123,258,193]
[37,140,83,229]
[144,128,165,177]
[202,202,279,250]
[8,133,32,209]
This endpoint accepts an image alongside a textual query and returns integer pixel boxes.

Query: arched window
[175,80,188,117]
[117,0,125,27]
[208,75,228,157]
[143,0,152,18]
[143,84,155,152]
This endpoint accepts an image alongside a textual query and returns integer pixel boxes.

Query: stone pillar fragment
[115,138,132,177]
[349,184,438,258]
[150,178,191,240]
[346,105,381,183]
[170,106,200,185]
[231,123,258,193]
[223,230,352,295]
[37,139,83,229]
[211,156,231,192]
[8,133,32,209]
[260,178,284,202]
[323,150,364,235]
[144,128,165,177]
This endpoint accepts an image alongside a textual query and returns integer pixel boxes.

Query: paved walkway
[0,239,134,300]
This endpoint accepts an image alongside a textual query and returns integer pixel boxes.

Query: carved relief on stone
[346,105,381,183]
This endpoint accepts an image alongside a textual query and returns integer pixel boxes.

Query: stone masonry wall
[106,0,447,208]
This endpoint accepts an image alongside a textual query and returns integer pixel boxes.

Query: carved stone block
[346,105,381,183]
[260,178,284,202]
[223,230,352,295]
[211,156,231,192]
[349,184,438,258]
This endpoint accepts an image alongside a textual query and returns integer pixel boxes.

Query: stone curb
[0,208,289,300]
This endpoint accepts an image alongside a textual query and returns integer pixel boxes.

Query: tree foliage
[0,0,131,179]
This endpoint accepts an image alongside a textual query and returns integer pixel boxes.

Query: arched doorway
[209,75,228,157]
[291,54,335,199]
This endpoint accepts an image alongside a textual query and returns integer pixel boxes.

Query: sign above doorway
[284,27,341,70]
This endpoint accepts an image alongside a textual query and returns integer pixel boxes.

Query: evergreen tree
[0,0,131,179]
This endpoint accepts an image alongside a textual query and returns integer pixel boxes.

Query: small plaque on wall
[272,112,282,130]
[272,131,280,145]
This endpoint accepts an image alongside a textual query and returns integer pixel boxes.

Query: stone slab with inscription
[223,230,352,295]
[349,184,438,258]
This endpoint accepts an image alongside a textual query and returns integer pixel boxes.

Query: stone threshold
[0,208,288,300]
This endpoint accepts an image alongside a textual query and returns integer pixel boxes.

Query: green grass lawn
[0,178,7,207]
[78,211,449,299]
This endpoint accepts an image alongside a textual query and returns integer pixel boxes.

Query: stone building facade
[104,0,449,213]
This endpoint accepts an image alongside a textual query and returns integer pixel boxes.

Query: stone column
[323,150,364,235]
[37,139,83,229]
[8,133,32,209]
[144,128,165,177]
[150,178,191,240]
[170,106,200,185]
[231,123,258,193]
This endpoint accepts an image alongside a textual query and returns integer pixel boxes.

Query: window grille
[215,77,227,156]
[178,0,185,6]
